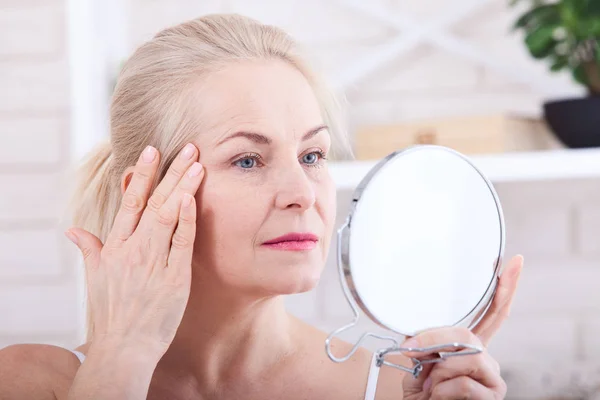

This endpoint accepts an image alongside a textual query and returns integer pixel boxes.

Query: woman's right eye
[233,153,263,170]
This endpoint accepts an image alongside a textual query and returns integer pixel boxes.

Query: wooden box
[353,114,563,160]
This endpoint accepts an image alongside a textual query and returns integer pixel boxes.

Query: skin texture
[0,59,524,400]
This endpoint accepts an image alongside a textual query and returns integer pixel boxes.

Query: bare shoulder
[291,318,407,399]
[0,343,83,400]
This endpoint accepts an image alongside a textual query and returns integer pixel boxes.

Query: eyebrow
[216,124,329,146]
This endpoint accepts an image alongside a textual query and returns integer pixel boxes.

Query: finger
[402,362,435,396]
[431,376,505,399]
[65,228,103,272]
[167,193,197,273]
[106,146,160,245]
[428,350,504,392]
[473,255,524,345]
[400,327,482,359]
[145,143,198,216]
[138,162,204,243]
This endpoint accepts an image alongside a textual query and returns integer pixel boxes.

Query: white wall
[0,0,81,349]
[1,0,599,398]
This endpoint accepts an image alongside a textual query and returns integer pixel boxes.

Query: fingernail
[180,143,196,160]
[142,146,156,163]
[64,230,79,245]
[423,377,432,393]
[182,193,193,208]
[187,162,203,177]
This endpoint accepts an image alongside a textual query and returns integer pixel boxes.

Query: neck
[161,274,297,393]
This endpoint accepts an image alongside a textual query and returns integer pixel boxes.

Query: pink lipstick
[262,233,318,251]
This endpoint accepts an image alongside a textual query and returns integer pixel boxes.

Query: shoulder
[0,343,83,400]
[292,319,407,399]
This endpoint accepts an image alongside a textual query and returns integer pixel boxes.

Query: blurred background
[2,0,600,398]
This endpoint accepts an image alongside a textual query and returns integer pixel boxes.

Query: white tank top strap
[364,351,381,400]
[70,349,86,363]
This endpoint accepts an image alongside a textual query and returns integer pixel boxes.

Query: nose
[274,164,316,211]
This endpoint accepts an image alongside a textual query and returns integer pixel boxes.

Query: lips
[263,233,319,244]
[262,233,319,251]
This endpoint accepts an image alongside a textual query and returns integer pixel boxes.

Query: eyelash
[233,150,327,171]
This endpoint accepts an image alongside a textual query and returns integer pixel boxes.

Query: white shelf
[330,148,600,190]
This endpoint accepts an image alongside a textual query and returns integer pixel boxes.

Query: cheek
[196,175,266,242]
[315,174,337,241]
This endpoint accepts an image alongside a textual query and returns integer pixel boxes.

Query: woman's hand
[65,143,204,356]
[402,255,524,399]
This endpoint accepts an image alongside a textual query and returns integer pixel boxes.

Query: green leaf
[559,0,581,33]
[587,0,600,16]
[525,26,558,58]
[578,19,600,36]
[550,57,569,71]
[572,64,589,86]
[576,20,592,37]
[512,4,560,30]
[560,0,576,16]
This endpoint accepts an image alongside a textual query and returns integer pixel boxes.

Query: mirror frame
[338,145,506,337]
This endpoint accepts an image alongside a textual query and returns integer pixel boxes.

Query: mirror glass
[343,145,504,337]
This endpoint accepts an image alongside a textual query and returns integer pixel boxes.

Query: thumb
[64,227,103,270]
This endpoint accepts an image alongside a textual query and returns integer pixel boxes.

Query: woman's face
[191,60,337,296]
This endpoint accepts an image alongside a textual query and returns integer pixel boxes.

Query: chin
[264,261,324,295]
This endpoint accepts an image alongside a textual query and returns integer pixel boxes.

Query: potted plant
[510,0,600,148]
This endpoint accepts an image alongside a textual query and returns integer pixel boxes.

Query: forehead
[192,59,324,144]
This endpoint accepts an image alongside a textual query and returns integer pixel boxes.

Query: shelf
[330,148,600,190]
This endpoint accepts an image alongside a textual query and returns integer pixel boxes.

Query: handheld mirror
[325,145,505,382]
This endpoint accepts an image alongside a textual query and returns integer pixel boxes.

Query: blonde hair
[70,13,350,340]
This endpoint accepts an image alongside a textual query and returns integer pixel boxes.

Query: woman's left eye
[301,151,325,166]
[236,157,256,169]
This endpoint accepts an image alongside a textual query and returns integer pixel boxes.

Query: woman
[0,13,523,399]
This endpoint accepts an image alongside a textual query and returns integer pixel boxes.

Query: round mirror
[339,145,504,337]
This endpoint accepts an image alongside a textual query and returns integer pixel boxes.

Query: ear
[120,166,136,195]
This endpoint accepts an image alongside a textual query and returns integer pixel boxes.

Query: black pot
[543,96,600,148]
